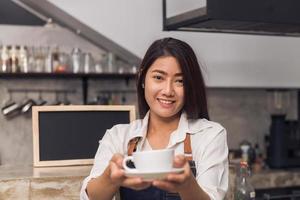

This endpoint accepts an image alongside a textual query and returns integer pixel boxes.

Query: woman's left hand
[152,154,194,193]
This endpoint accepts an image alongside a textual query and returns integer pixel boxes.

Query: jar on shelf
[71,47,83,73]
[83,52,94,73]
[35,46,47,73]
[57,52,70,73]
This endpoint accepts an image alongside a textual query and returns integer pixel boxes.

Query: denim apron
[119,134,196,200]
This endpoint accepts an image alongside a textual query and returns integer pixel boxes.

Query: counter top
[228,165,300,189]
[226,165,300,199]
[0,164,92,180]
[0,165,92,200]
[249,168,300,189]
[1,164,300,200]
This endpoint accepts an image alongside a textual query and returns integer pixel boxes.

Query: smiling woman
[144,56,185,121]
[81,38,228,200]
[136,38,209,120]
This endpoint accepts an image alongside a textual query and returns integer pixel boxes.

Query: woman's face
[144,56,185,120]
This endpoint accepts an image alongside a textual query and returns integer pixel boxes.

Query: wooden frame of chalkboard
[32,105,136,167]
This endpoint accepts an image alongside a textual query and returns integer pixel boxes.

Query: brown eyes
[153,75,163,80]
[175,79,184,86]
[152,75,184,85]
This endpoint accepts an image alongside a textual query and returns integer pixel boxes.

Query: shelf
[0,72,137,104]
[0,72,136,79]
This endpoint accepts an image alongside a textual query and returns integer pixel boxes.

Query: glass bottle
[83,52,94,73]
[10,45,20,73]
[27,46,36,72]
[19,46,28,73]
[45,46,53,73]
[1,45,10,72]
[107,52,115,73]
[234,161,256,200]
[34,46,45,73]
[52,45,61,73]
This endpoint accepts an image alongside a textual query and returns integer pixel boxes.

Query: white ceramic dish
[124,168,184,181]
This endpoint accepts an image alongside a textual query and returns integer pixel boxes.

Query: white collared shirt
[80,112,229,200]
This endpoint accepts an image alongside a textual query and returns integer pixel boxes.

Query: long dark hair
[137,37,209,120]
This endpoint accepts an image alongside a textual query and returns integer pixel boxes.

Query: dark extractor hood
[163,0,300,37]
[0,0,141,66]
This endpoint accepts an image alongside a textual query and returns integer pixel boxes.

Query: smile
[157,98,175,105]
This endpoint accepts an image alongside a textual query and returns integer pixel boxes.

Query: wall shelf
[0,72,137,104]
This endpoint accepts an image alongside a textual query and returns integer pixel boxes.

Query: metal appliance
[256,186,300,200]
[163,0,300,37]
[267,115,300,168]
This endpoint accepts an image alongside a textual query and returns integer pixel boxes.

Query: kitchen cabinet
[0,72,136,104]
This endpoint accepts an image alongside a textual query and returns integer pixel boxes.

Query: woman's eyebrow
[151,69,166,75]
[151,69,183,76]
[174,73,183,77]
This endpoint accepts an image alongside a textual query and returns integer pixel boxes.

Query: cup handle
[122,156,135,172]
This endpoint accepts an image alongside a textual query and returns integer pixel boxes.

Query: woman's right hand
[104,153,152,190]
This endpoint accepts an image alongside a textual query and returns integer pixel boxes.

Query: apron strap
[184,134,193,161]
[127,137,141,156]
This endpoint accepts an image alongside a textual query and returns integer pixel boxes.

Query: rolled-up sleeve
[80,176,92,200]
[195,128,229,200]
[80,128,122,200]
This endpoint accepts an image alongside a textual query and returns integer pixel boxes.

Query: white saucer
[124,168,184,180]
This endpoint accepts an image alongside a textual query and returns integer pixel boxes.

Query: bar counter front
[1,164,300,199]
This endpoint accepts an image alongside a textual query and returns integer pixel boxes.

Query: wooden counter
[0,165,91,200]
[1,164,300,200]
[226,165,300,199]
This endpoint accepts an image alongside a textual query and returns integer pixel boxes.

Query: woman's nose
[162,81,175,96]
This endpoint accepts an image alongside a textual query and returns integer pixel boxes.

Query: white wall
[166,0,205,17]
[48,0,300,88]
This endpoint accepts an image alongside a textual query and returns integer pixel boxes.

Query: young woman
[80,38,228,200]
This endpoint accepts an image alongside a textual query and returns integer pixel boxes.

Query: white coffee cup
[122,148,174,172]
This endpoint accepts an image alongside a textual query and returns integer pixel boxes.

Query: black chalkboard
[38,110,130,162]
